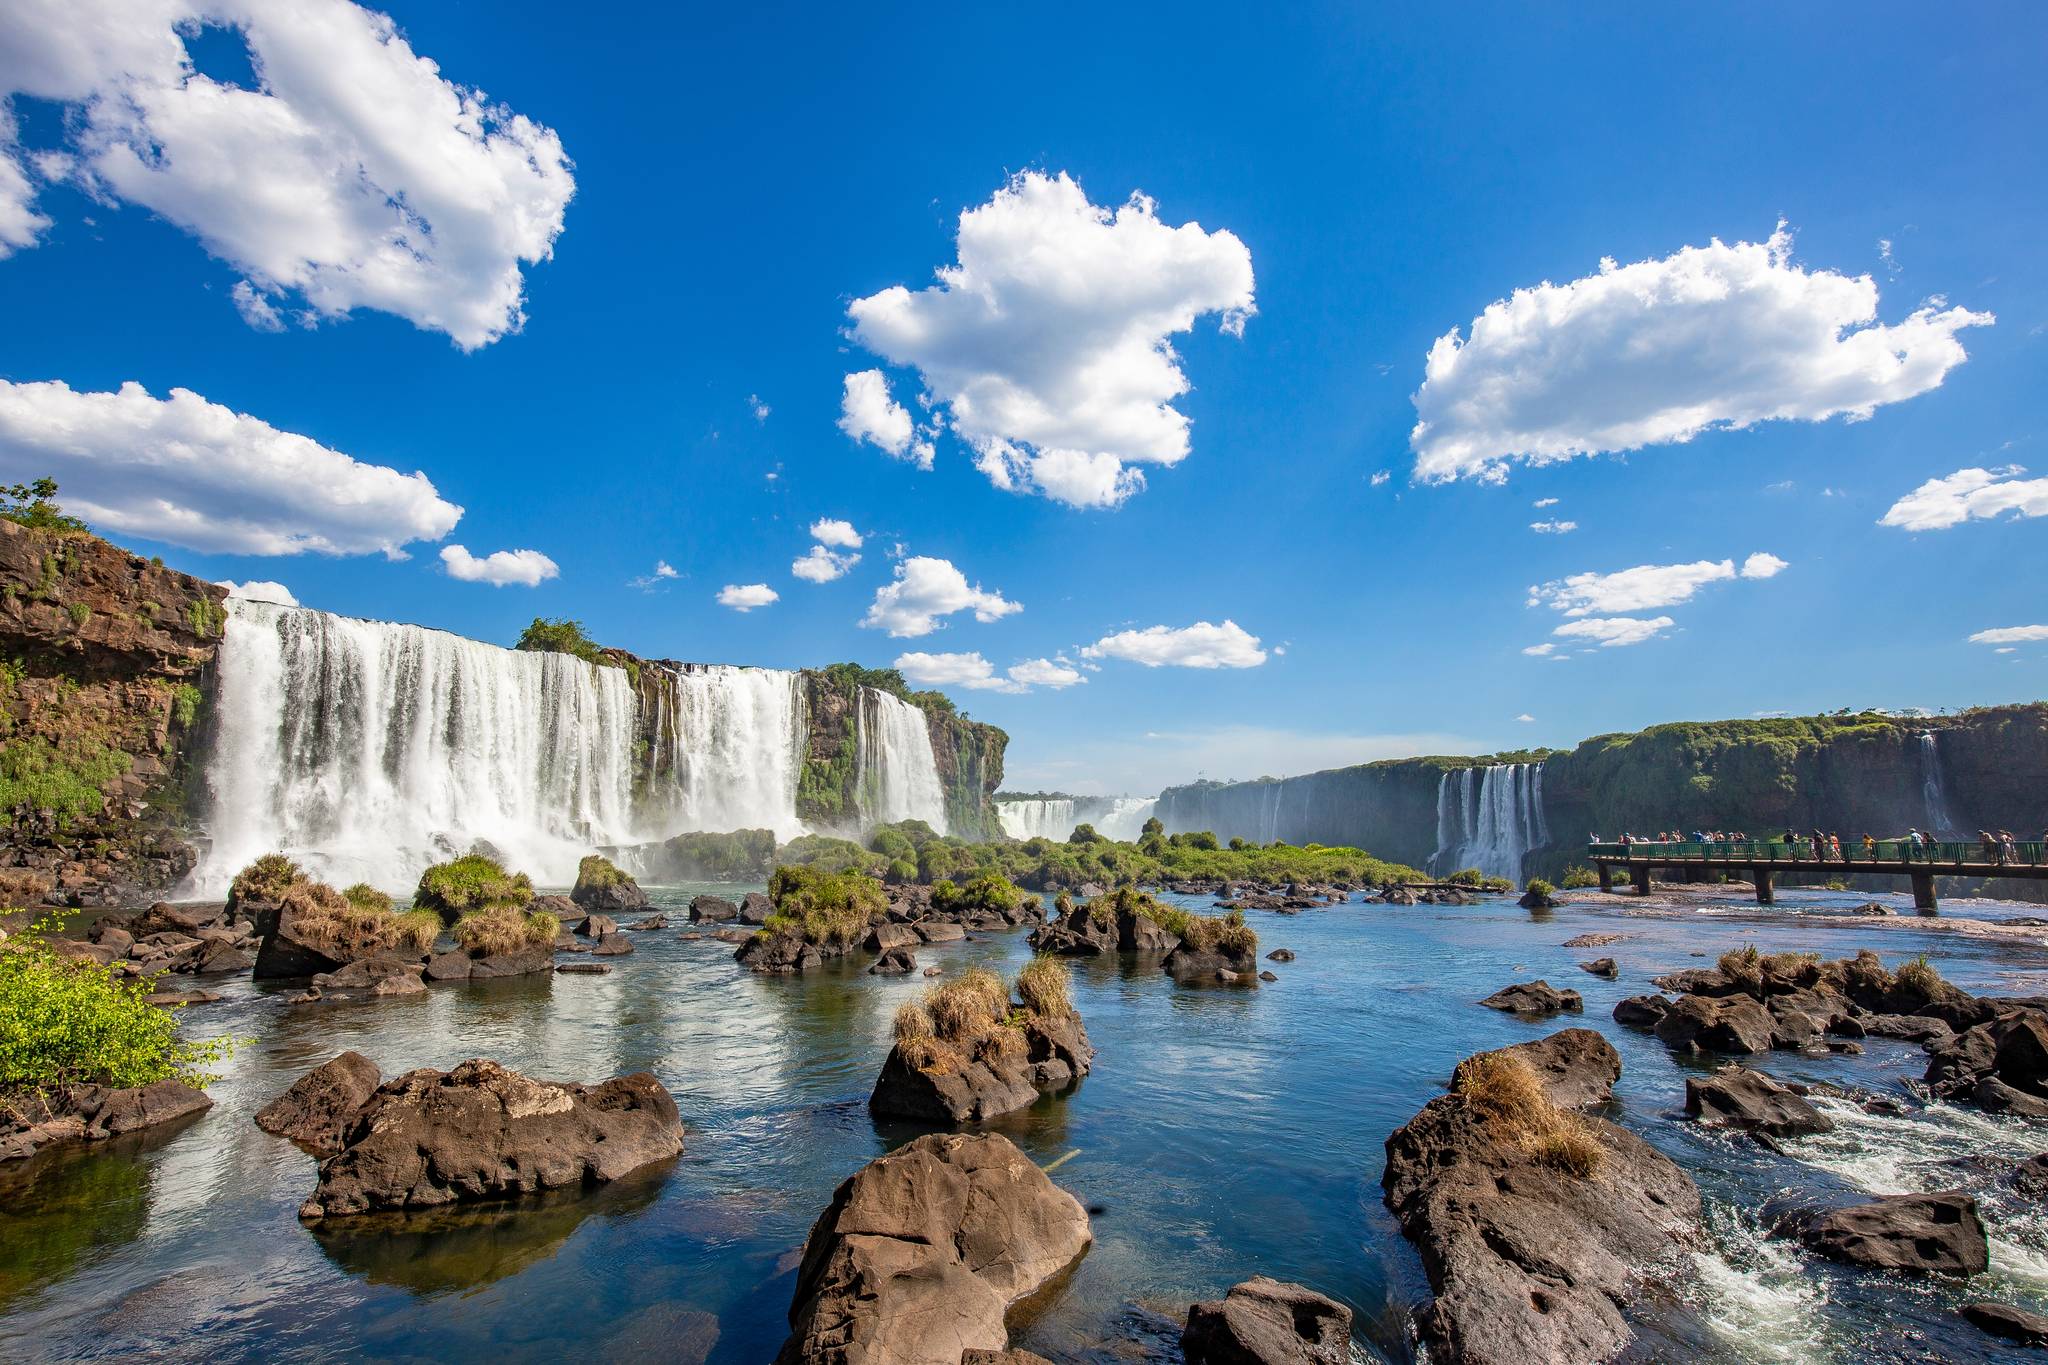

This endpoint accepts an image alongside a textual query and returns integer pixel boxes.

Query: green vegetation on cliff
[0,480,87,537]
[0,735,133,829]
[414,854,535,922]
[515,618,608,666]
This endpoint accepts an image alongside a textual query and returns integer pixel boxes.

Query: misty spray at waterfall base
[1429,762,1550,881]
[194,600,949,892]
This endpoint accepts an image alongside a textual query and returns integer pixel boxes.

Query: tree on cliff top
[1,478,87,535]
[516,617,604,665]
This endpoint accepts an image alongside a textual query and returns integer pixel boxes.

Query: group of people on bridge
[1593,827,2047,865]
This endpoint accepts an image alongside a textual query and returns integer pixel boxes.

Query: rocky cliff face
[791,667,1006,840]
[0,522,225,905]
[1158,704,2048,878]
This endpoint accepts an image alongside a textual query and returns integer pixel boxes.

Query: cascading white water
[200,599,642,893]
[856,688,948,833]
[1429,762,1548,880]
[994,795,1159,842]
[1919,732,1960,834]
[643,664,809,843]
[997,798,1077,840]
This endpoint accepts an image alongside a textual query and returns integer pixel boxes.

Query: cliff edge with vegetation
[0,503,225,907]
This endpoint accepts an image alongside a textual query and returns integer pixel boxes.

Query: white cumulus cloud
[845,170,1254,508]
[1530,520,1578,534]
[838,370,929,468]
[1410,223,1992,483]
[895,651,1087,694]
[1879,465,2048,531]
[1528,553,1786,616]
[1969,625,2048,645]
[218,578,297,605]
[440,544,556,587]
[861,556,1020,638]
[1081,620,1266,669]
[809,518,862,549]
[1533,497,1559,508]
[0,377,461,556]
[716,583,778,612]
[1521,642,1556,657]
[792,545,858,583]
[1552,615,1675,648]
[0,0,575,349]
[1007,657,1085,689]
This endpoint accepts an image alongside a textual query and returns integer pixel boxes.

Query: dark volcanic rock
[557,961,612,974]
[1479,980,1583,1017]
[1791,1193,1988,1275]
[1267,948,1295,962]
[736,930,821,975]
[1964,1301,2048,1347]
[571,868,647,914]
[1685,1066,1833,1137]
[870,1013,1094,1125]
[467,946,556,979]
[590,933,635,958]
[575,913,617,938]
[253,885,425,980]
[292,953,426,1003]
[2014,1153,2048,1200]
[1164,943,1260,986]
[1860,1014,1952,1043]
[1927,1009,2048,1110]
[1613,994,1671,1028]
[1182,1276,1352,1364]
[1564,933,1626,948]
[1579,958,1618,979]
[739,891,773,925]
[866,922,921,953]
[1,1079,213,1163]
[1653,994,1773,1055]
[688,894,739,923]
[775,1132,1091,1365]
[254,1052,381,1155]
[869,947,917,975]
[1382,1028,1700,1365]
[298,1059,682,1219]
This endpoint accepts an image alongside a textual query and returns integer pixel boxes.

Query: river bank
[6,882,2048,1361]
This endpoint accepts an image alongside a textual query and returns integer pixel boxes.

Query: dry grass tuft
[1451,1049,1605,1178]
[452,905,556,956]
[1895,954,1944,997]
[1015,956,1073,1020]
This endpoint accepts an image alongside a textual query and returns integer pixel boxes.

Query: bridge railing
[1586,839,2048,867]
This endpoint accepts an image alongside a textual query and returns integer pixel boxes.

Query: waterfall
[1429,762,1548,880]
[199,599,642,893]
[1919,732,1960,834]
[643,664,808,843]
[995,795,1159,842]
[856,688,948,833]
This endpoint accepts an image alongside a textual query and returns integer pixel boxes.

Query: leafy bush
[779,834,886,877]
[170,683,203,729]
[515,617,604,664]
[0,479,87,534]
[0,735,132,828]
[931,871,1023,917]
[229,853,301,911]
[414,854,534,921]
[1559,865,1600,890]
[342,883,393,914]
[574,854,630,891]
[0,919,235,1091]
[1524,877,1556,898]
[765,864,886,947]
[1447,867,1486,887]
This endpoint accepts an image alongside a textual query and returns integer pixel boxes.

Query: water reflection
[0,1122,167,1305]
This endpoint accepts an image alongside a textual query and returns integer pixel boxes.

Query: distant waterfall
[856,688,948,833]
[1919,732,1960,834]
[997,798,1077,840]
[200,599,643,892]
[642,664,808,843]
[1429,763,1549,880]
[995,794,1158,842]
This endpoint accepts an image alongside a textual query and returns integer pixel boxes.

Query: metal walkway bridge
[1586,839,2048,911]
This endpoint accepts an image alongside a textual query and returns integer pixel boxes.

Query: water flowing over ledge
[192,601,948,892]
[996,795,1158,842]
[1430,762,1549,881]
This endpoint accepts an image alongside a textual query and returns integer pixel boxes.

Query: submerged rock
[1963,1301,2048,1347]
[775,1132,1091,1365]
[290,953,426,1004]
[1182,1277,1351,1364]
[297,1058,681,1219]
[1684,1066,1833,1137]
[1579,958,1618,979]
[1382,1028,1700,1365]
[1479,980,1583,1017]
[869,947,917,975]
[255,1051,382,1155]
[0,1080,213,1163]
[1786,1193,1988,1275]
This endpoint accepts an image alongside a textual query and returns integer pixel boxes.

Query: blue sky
[1,1,2044,794]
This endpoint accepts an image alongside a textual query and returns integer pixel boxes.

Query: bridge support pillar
[1911,871,1938,913]
[1597,863,1613,893]
[1631,865,1652,896]
[1754,869,1773,905]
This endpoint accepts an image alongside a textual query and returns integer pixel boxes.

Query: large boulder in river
[0,1079,213,1163]
[253,880,429,979]
[871,964,1094,1124]
[1181,1276,1353,1364]
[1479,980,1582,1017]
[1926,1009,2048,1111]
[1786,1193,1988,1275]
[1653,994,1773,1055]
[1612,995,1671,1029]
[254,1051,382,1154]
[296,1058,682,1219]
[1684,1066,1833,1137]
[571,855,648,913]
[1382,1028,1700,1364]
[688,894,739,923]
[775,1131,1091,1365]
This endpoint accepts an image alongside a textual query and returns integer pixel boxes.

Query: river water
[5,885,2048,1362]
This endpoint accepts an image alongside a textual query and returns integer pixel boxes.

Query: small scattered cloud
[838,370,931,468]
[1007,657,1085,689]
[809,518,862,549]
[1521,643,1556,657]
[792,545,859,583]
[628,559,679,591]
[441,545,558,588]
[861,556,1020,637]
[1533,497,1559,508]
[1515,713,1535,722]
[1370,469,1392,487]
[1411,222,1992,484]
[219,579,298,606]
[1529,554,1785,616]
[1081,620,1266,669]
[749,394,771,422]
[1740,552,1789,579]
[1551,615,1675,648]
[1879,465,2048,531]
[894,651,1086,694]
[717,583,779,612]
[1530,519,1578,534]
[1969,625,2048,645]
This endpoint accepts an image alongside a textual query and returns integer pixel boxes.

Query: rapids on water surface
[5,885,2048,1362]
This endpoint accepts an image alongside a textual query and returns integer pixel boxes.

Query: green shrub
[1524,877,1556,898]
[66,602,91,628]
[229,853,301,910]
[342,883,393,914]
[0,919,235,1092]
[1559,865,1599,890]
[931,871,1023,917]
[885,857,918,883]
[0,735,132,828]
[186,599,222,638]
[0,479,87,534]
[515,617,603,664]
[779,834,886,877]
[766,864,887,948]
[1447,867,1486,887]
[170,683,203,729]
[574,854,629,890]
[414,854,533,921]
